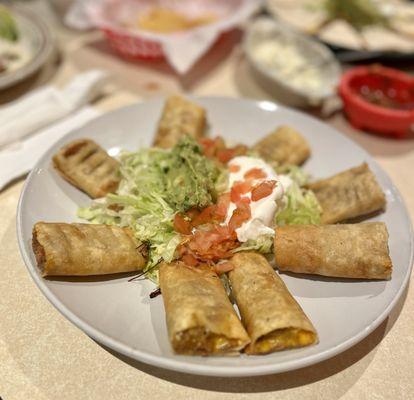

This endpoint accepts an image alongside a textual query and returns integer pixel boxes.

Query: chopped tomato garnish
[184,224,238,262]
[199,137,225,159]
[214,262,235,275]
[228,201,251,231]
[236,196,251,207]
[229,164,241,173]
[217,148,237,164]
[199,137,247,164]
[182,253,200,266]
[191,205,216,227]
[230,180,253,203]
[215,193,230,221]
[251,180,277,202]
[244,167,267,180]
[184,207,200,220]
[173,213,192,235]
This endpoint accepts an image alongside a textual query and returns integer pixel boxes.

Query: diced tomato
[198,138,216,158]
[182,253,200,266]
[215,193,230,221]
[236,196,251,207]
[251,180,277,202]
[230,180,253,203]
[184,207,200,221]
[244,167,267,180]
[173,213,192,235]
[185,224,239,262]
[229,164,241,173]
[214,262,235,275]
[217,148,237,163]
[199,137,226,159]
[199,137,247,164]
[228,201,251,231]
[191,205,216,227]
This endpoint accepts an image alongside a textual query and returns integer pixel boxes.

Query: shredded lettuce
[232,234,274,254]
[78,136,225,283]
[275,164,309,186]
[273,164,322,226]
[275,181,322,226]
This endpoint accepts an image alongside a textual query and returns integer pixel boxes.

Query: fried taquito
[253,125,311,166]
[153,96,206,149]
[307,163,386,224]
[32,222,147,276]
[228,252,317,355]
[53,139,120,198]
[159,261,250,355]
[274,223,392,280]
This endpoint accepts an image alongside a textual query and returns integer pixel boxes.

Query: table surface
[1,4,414,400]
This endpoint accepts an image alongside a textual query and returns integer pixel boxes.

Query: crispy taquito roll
[275,223,392,280]
[53,139,120,198]
[228,252,318,355]
[153,95,206,148]
[32,222,147,276]
[253,125,311,166]
[159,261,250,355]
[308,163,386,224]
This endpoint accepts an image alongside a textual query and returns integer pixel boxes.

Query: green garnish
[275,165,322,226]
[78,136,225,283]
[0,6,19,42]
[323,0,387,30]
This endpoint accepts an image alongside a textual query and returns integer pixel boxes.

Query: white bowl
[244,17,341,108]
[0,6,54,90]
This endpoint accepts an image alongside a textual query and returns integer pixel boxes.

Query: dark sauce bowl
[339,65,414,138]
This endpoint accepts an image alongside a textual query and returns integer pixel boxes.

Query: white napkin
[65,0,260,74]
[0,70,108,148]
[0,107,101,191]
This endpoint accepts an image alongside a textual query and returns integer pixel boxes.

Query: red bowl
[339,65,414,138]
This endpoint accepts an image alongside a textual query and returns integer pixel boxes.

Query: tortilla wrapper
[159,261,250,355]
[253,125,311,166]
[274,223,392,280]
[153,96,206,149]
[53,139,120,199]
[32,222,147,276]
[308,163,386,224]
[228,252,318,355]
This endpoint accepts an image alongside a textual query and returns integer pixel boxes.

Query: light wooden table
[1,5,414,400]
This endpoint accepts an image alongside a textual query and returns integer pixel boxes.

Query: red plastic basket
[102,27,164,60]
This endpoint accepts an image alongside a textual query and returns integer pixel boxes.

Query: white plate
[17,97,413,377]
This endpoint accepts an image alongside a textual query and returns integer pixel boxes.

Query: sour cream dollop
[225,156,290,242]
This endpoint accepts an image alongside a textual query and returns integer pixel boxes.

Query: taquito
[153,95,206,149]
[253,125,311,166]
[53,139,120,198]
[32,222,147,276]
[307,163,386,224]
[159,261,250,355]
[274,223,392,280]
[228,252,318,355]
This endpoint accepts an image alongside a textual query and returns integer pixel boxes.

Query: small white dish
[244,17,341,107]
[17,97,413,377]
[0,6,54,90]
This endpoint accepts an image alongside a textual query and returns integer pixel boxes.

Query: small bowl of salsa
[339,65,414,138]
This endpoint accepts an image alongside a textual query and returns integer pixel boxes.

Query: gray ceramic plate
[0,6,54,90]
[17,97,413,377]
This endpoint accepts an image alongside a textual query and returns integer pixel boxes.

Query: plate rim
[16,96,414,377]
